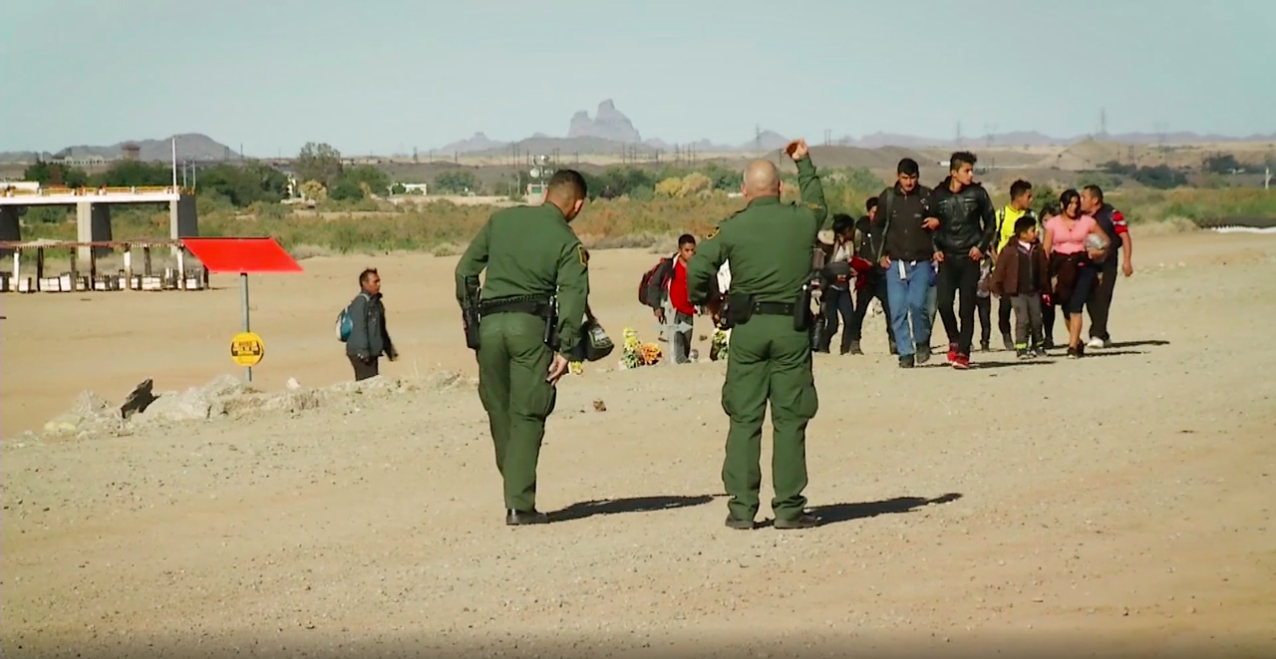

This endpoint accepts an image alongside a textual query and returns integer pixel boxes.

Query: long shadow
[914,359,1050,370]
[795,493,963,527]
[550,494,717,523]
[1074,349,1145,359]
[972,360,1054,370]
[1111,339,1170,349]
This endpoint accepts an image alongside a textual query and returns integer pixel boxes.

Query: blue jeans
[884,259,934,357]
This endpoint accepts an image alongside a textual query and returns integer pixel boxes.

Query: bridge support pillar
[169,194,198,257]
[0,207,20,257]
[76,202,112,263]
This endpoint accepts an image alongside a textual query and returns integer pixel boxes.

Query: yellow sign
[230,331,265,367]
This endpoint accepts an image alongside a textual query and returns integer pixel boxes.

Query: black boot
[914,342,931,365]
[506,509,548,526]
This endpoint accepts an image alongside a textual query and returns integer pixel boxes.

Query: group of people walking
[408,142,1137,531]
[815,154,1134,366]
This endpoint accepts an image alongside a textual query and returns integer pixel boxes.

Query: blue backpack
[335,293,369,342]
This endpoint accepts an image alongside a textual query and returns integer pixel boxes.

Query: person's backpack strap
[876,188,895,261]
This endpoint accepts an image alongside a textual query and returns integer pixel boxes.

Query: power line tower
[984,123,997,148]
[1098,108,1108,140]
[955,122,963,147]
[823,129,831,146]
[755,124,763,151]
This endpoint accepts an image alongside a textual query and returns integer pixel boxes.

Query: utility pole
[1154,121,1168,163]
[823,129,831,146]
[1098,107,1108,139]
[955,122,963,147]
[755,124,762,151]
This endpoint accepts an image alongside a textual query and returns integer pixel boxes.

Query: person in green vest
[991,179,1036,351]
[685,138,827,531]
[454,170,592,526]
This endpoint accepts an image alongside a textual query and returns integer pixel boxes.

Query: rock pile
[29,371,476,443]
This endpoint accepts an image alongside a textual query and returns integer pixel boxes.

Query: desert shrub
[17,186,1274,251]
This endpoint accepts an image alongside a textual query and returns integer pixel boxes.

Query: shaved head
[742,159,780,199]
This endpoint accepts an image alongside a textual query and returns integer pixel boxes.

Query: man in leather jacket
[928,151,997,369]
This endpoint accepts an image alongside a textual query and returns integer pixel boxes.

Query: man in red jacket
[655,233,698,363]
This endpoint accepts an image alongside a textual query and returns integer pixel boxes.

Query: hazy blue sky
[3,0,1273,156]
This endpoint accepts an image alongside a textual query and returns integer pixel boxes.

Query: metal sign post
[180,237,301,384]
[240,272,251,381]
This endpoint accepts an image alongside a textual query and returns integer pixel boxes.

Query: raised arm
[795,156,828,230]
[454,218,492,307]
[554,239,591,354]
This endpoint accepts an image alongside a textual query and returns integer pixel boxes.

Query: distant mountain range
[435,101,1275,156]
[1,100,1271,164]
[0,133,242,164]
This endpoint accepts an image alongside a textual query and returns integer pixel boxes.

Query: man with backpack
[991,180,1036,351]
[343,268,397,380]
[640,234,698,364]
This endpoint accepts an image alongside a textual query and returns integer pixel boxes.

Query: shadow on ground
[551,494,718,523]
[1075,349,1145,359]
[971,360,1054,370]
[790,492,964,528]
[1111,339,1170,348]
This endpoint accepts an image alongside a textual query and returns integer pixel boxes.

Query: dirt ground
[2,232,1274,658]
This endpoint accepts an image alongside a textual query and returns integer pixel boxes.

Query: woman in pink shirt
[1042,189,1110,357]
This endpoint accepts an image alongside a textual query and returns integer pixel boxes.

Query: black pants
[816,287,855,352]
[1042,298,1056,346]
[998,296,1012,337]
[1087,262,1118,341]
[848,272,894,344]
[936,256,981,355]
[349,354,380,381]
[976,295,992,347]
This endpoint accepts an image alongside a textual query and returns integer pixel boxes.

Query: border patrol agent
[685,139,828,530]
[454,170,591,526]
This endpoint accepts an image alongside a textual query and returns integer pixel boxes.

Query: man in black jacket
[928,152,997,369]
[346,268,398,380]
[876,158,936,368]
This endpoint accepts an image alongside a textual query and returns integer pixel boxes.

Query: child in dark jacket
[990,216,1051,358]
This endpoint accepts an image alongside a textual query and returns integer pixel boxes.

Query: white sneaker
[1086,337,1106,349]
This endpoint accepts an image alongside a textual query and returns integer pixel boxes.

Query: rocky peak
[567,100,642,143]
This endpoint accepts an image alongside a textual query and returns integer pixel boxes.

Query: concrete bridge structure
[0,186,198,262]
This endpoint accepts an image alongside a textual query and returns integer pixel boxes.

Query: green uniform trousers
[720,314,819,521]
[475,312,557,512]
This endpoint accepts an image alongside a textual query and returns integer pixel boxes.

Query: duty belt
[752,301,796,315]
[479,295,553,317]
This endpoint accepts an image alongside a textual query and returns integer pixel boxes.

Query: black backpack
[638,256,675,308]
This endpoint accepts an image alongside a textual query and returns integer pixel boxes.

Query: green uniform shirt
[685,157,828,303]
[454,203,591,353]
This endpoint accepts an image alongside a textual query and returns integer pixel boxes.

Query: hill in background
[2,98,1272,164]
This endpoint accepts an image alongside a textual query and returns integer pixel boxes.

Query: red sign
[181,237,302,274]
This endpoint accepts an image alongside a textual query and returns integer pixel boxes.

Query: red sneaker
[946,344,958,364]
[952,353,970,369]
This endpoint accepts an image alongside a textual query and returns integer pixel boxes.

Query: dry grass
[15,186,1273,256]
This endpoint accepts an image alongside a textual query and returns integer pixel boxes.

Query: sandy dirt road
[2,232,1274,658]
